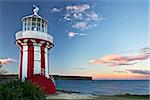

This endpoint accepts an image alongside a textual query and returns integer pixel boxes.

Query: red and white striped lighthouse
[15,6,56,94]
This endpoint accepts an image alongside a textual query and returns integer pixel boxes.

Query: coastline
[47,90,149,100]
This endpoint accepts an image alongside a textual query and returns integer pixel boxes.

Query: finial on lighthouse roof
[33,5,39,15]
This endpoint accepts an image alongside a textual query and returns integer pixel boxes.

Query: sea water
[56,80,149,95]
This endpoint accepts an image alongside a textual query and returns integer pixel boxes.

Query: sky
[0,0,150,80]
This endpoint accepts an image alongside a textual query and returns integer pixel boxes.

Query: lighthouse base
[31,75,56,94]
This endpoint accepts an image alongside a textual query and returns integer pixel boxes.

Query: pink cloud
[127,69,150,75]
[0,58,17,65]
[115,69,150,75]
[89,47,150,66]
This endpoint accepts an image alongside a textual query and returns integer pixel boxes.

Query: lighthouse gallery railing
[15,31,53,43]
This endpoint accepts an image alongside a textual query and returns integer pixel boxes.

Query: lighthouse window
[45,24,47,32]
[37,27,40,31]
[32,22,36,26]
[27,27,30,30]
[24,18,27,23]
[37,22,40,31]
[42,20,44,23]
[32,18,36,21]
[22,17,48,32]
[28,18,31,21]
[42,24,44,27]
[27,22,31,26]
[34,28,37,31]
[37,23,40,27]
[37,18,41,23]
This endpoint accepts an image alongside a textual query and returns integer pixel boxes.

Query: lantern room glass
[22,17,48,33]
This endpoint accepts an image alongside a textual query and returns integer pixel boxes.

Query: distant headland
[53,75,92,80]
[0,74,92,82]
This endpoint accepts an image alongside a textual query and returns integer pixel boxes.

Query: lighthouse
[15,6,56,94]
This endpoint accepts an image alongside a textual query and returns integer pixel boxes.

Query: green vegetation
[0,80,46,100]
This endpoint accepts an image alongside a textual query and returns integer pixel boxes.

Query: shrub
[0,80,46,100]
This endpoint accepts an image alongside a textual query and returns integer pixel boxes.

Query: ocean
[55,80,149,95]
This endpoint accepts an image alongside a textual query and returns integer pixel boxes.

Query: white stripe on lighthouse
[45,48,49,78]
[22,45,28,80]
[34,46,41,75]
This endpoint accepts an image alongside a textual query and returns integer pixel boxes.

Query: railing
[15,31,53,43]
[49,75,56,86]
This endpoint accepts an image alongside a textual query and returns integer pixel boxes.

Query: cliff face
[0,74,92,81]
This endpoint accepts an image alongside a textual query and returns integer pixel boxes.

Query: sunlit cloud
[64,13,72,21]
[89,47,150,66]
[66,4,90,13]
[79,33,88,36]
[114,70,127,73]
[68,32,78,38]
[0,58,17,65]
[73,13,82,19]
[50,3,105,38]
[0,58,17,74]
[115,69,150,76]
[50,7,62,13]
[139,47,150,54]
[127,69,150,75]
[75,67,86,70]
[86,12,99,21]
[68,32,88,38]
[72,21,88,30]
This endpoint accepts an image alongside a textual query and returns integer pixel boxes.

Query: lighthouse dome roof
[21,14,48,24]
[21,5,48,33]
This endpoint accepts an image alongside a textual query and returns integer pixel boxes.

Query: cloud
[68,32,78,38]
[79,33,88,36]
[63,12,83,21]
[50,3,105,38]
[114,70,127,73]
[72,13,82,19]
[115,69,150,75]
[66,4,90,13]
[64,4,101,23]
[75,67,86,70]
[139,47,150,54]
[51,7,62,13]
[89,47,150,66]
[86,12,99,21]
[64,13,72,21]
[72,22,88,30]
[68,32,88,38]
[127,69,150,75]
[0,58,17,75]
[0,58,17,65]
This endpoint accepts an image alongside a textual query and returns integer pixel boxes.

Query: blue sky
[0,0,149,79]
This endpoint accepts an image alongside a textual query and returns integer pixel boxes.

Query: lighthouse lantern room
[15,6,56,94]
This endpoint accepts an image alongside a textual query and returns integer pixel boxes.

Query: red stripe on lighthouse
[41,44,46,76]
[27,40,34,80]
[20,46,23,80]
